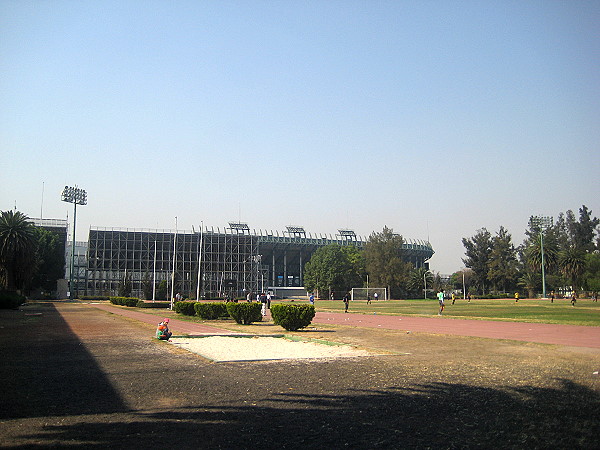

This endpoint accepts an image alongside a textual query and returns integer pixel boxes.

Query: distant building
[84,224,434,299]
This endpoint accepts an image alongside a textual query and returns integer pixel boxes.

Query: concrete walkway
[90,303,600,349]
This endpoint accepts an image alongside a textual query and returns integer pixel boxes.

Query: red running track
[313,312,600,349]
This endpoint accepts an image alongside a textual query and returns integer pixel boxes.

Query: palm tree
[559,246,586,292]
[518,271,539,299]
[0,210,36,291]
[409,267,433,298]
[525,233,559,275]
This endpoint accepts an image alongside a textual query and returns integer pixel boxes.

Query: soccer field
[280,298,600,326]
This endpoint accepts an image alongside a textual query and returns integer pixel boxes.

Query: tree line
[459,205,599,297]
[0,210,64,296]
[304,226,444,299]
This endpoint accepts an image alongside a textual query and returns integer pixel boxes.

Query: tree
[558,246,586,292]
[141,271,154,300]
[118,270,133,297]
[523,220,559,280]
[0,210,36,291]
[462,228,492,295]
[487,226,518,293]
[518,271,539,299]
[304,244,364,298]
[408,267,434,299]
[363,227,411,299]
[29,227,65,293]
[582,252,600,292]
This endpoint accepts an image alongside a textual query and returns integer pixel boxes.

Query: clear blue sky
[1,1,598,274]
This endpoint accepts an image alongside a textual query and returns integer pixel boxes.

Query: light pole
[529,216,553,298]
[61,186,87,300]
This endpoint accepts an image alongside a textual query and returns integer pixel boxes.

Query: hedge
[270,304,315,331]
[195,302,229,320]
[137,301,171,308]
[109,296,140,307]
[226,302,262,324]
[0,291,26,309]
[174,301,197,316]
[79,295,110,301]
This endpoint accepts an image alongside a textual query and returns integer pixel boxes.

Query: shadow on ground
[12,378,600,448]
[2,303,598,448]
[1,303,129,419]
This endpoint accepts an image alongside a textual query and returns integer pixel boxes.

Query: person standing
[374,292,378,301]
[266,292,272,309]
[260,293,267,316]
[366,294,371,305]
[437,291,445,315]
[571,292,577,307]
[451,293,456,305]
[343,293,349,313]
[309,293,315,305]
[515,292,519,303]
[549,290,555,303]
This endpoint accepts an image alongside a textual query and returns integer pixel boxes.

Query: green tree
[141,271,154,300]
[487,226,518,293]
[523,220,559,279]
[29,227,65,292]
[408,267,433,298]
[118,270,133,297]
[304,244,364,298]
[157,280,168,300]
[363,226,411,299]
[558,246,586,292]
[0,210,36,291]
[582,252,600,292]
[518,271,539,299]
[462,228,492,295]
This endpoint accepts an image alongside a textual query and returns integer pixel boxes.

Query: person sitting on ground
[156,318,172,340]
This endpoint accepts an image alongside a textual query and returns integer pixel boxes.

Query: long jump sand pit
[169,335,374,362]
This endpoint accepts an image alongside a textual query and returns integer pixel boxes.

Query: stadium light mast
[529,216,553,298]
[61,186,87,300]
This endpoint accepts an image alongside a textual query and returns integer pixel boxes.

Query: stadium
[84,223,434,299]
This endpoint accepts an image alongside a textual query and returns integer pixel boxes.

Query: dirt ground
[1,301,599,449]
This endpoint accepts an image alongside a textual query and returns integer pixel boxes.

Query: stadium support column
[284,251,287,287]
[272,253,275,287]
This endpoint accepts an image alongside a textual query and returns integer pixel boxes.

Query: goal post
[351,287,387,301]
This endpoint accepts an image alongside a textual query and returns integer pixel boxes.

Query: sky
[1,1,599,274]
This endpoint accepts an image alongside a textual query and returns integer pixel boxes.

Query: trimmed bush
[0,291,26,309]
[226,302,262,325]
[270,304,315,331]
[137,301,171,308]
[79,295,110,301]
[195,302,229,320]
[109,296,139,307]
[174,301,196,316]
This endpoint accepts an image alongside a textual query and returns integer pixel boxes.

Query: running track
[90,303,600,349]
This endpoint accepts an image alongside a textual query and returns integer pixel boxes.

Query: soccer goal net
[351,288,387,301]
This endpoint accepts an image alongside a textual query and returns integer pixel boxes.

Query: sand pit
[169,335,373,362]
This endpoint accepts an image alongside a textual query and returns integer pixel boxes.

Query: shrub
[80,295,110,301]
[174,301,196,316]
[137,301,171,308]
[109,296,139,307]
[195,302,229,320]
[226,302,262,324]
[0,291,26,309]
[270,304,315,331]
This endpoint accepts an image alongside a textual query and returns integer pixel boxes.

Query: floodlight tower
[529,216,553,298]
[61,186,87,300]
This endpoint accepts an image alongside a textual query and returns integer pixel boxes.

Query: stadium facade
[85,223,434,299]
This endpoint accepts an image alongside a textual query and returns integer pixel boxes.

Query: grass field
[279,298,600,326]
